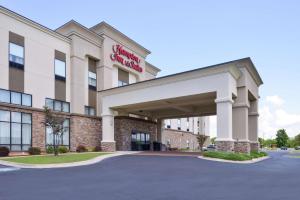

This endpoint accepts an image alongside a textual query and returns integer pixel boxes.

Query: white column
[215,97,234,151]
[232,87,249,142]
[215,97,234,141]
[101,107,116,151]
[101,108,114,142]
[249,100,259,150]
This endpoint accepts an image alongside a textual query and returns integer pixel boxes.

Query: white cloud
[259,96,300,138]
[265,95,284,107]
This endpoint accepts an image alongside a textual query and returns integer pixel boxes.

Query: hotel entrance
[131,131,150,151]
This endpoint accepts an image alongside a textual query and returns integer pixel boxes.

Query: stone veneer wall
[114,116,157,151]
[250,142,259,152]
[234,141,250,153]
[161,129,210,150]
[0,103,101,152]
[69,114,101,151]
[216,141,235,152]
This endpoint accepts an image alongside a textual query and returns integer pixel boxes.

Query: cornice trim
[0,6,71,43]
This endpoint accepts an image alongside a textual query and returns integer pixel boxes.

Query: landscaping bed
[203,151,268,161]
[0,152,110,164]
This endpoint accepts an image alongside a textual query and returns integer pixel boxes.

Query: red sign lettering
[110,44,143,72]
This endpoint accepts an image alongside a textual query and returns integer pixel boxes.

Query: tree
[295,134,300,146]
[258,137,264,148]
[210,137,216,144]
[197,134,209,152]
[275,129,289,148]
[42,107,66,156]
[287,138,297,148]
[264,139,276,148]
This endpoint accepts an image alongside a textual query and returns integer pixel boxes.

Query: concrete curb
[198,156,270,164]
[0,151,137,169]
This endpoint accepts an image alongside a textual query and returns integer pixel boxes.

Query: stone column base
[234,141,250,153]
[216,140,234,152]
[101,141,116,152]
[250,142,259,152]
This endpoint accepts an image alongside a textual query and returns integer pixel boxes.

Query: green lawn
[203,151,268,161]
[0,152,110,164]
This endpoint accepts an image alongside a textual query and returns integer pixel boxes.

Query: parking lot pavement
[0,164,20,172]
[0,151,299,200]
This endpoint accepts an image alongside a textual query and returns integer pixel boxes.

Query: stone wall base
[114,116,157,151]
[101,141,116,152]
[250,142,259,152]
[216,140,234,152]
[234,141,250,153]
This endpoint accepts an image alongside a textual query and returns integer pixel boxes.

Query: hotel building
[0,6,262,153]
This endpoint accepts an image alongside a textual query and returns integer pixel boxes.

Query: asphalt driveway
[0,151,299,200]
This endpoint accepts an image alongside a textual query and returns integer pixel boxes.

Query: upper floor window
[55,59,66,80]
[177,119,181,130]
[186,118,190,132]
[88,71,97,90]
[0,88,32,107]
[9,43,24,69]
[118,69,129,87]
[166,119,171,129]
[45,98,70,113]
[9,32,24,70]
[85,106,96,116]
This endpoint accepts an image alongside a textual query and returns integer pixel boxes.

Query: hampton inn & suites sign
[110,44,143,72]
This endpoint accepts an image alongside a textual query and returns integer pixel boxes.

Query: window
[55,59,66,80]
[0,88,32,107]
[118,69,129,87]
[45,98,70,113]
[0,110,32,151]
[131,131,150,151]
[118,80,128,87]
[46,119,70,148]
[88,71,97,90]
[166,119,171,128]
[9,43,24,69]
[177,119,181,130]
[85,106,95,116]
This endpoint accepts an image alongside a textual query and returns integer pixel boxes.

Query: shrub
[203,151,252,161]
[46,145,54,154]
[76,145,87,153]
[58,146,69,154]
[28,147,41,155]
[93,145,102,152]
[0,146,10,157]
[250,151,268,158]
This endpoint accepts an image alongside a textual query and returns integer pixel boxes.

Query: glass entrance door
[131,131,150,151]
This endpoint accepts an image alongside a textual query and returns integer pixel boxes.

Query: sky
[1,0,300,139]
